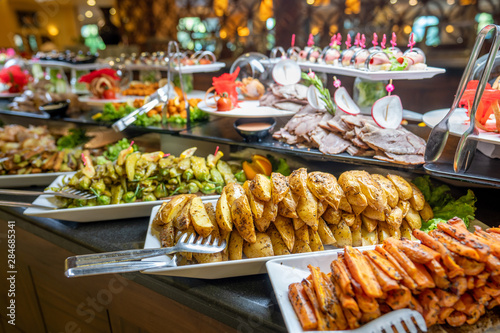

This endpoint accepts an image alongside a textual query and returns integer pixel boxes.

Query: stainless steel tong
[0,188,96,209]
[425,24,500,172]
[65,233,226,277]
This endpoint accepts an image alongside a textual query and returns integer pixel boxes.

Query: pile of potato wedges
[152,168,434,263]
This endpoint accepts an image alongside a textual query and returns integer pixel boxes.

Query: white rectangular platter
[172,62,225,74]
[142,204,346,279]
[0,172,72,188]
[23,175,219,222]
[297,62,445,80]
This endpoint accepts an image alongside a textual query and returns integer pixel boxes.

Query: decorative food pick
[391,32,397,50]
[345,34,352,49]
[360,34,366,49]
[291,34,296,48]
[381,34,387,49]
[354,33,361,47]
[386,79,394,95]
[333,76,341,88]
[307,33,314,47]
[372,33,378,47]
[329,35,337,47]
[81,153,87,166]
[214,146,219,156]
[408,32,416,52]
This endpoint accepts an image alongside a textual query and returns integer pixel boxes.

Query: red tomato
[216,92,233,111]
[103,89,116,99]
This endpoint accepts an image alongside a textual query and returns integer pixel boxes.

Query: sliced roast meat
[344,130,355,140]
[327,115,350,134]
[310,128,328,147]
[319,133,351,155]
[318,112,334,131]
[273,102,304,113]
[270,84,308,100]
[374,152,425,165]
[347,146,376,157]
[351,137,370,150]
[361,128,426,155]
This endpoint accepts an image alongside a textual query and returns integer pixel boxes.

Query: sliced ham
[374,152,425,165]
[319,133,351,155]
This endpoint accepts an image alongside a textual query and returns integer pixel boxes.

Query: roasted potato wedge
[361,214,378,233]
[175,227,194,261]
[397,200,410,218]
[351,227,362,247]
[190,197,214,238]
[338,171,368,209]
[160,222,175,247]
[267,224,291,256]
[278,190,298,218]
[293,217,306,230]
[350,170,387,212]
[250,174,272,202]
[243,181,264,220]
[322,207,341,225]
[228,230,244,260]
[400,220,417,241]
[388,225,401,240]
[351,214,362,231]
[338,195,353,213]
[377,221,392,243]
[174,200,192,231]
[225,183,256,243]
[419,201,434,222]
[307,172,342,209]
[405,206,422,230]
[193,251,222,263]
[342,213,356,227]
[361,225,378,246]
[385,206,403,230]
[363,206,385,221]
[387,174,413,201]
[216,188,233,232]
[296,188,319,230]
[271,172,289,204]
[317,218,336,246]
[351,204,366,216]
[289,168,308,196]
[153,202,168,226]
[161,194,194,225]
[292,239,312,253]
[371,174,399,209]
[295,225,309,244]
[409,183,425,211]
[309,228,324,251]
[330,220,352,247]
[317,200,328,217]
[273,215,295,252]
[205,202,219,238]
[243,233,274,258]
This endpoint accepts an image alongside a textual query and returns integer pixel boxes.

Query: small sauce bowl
[233,118,276,142]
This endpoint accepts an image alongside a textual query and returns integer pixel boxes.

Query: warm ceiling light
[78,14,84,21]
[87,0,96,6]
[447,0,455,4]
[306,0,314,5]
[446,25,454,33]
[237,27,250,37]
[110,8,116,15]
[409,0,418,5]
[47,24,59,36]
[403,25,412,34]
[390,0,397,3]
[219,29,227,39]
[85,10,93,18]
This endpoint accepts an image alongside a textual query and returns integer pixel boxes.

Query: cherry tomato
[216,92,232,111]
[103,89,116,99]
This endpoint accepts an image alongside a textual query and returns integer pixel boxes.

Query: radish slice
[307,85,326,110]
[371,95,403,129]
[334,87,360,115]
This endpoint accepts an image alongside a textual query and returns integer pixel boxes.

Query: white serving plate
[266,219,489,333]
[142,204,348,279]
[423,108,500,145]
[297,62,445,80]
[0,172,72,188]
[171,62,225,74]
[78,94,145,106]
[23,175,219,222]
[197,100,298,118]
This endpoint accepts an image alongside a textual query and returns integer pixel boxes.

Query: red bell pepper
[459,80,500,132]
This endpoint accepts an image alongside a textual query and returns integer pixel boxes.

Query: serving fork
[0,187,96,200]
[425,24,500,164]
[349,309,426,333]
[64,233,226,277]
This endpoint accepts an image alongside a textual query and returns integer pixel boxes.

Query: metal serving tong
[0,188,96,210]
[64,233,226,277]
[425,24,500,172]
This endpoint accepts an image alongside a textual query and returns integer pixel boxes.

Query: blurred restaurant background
[1,0,500,110]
